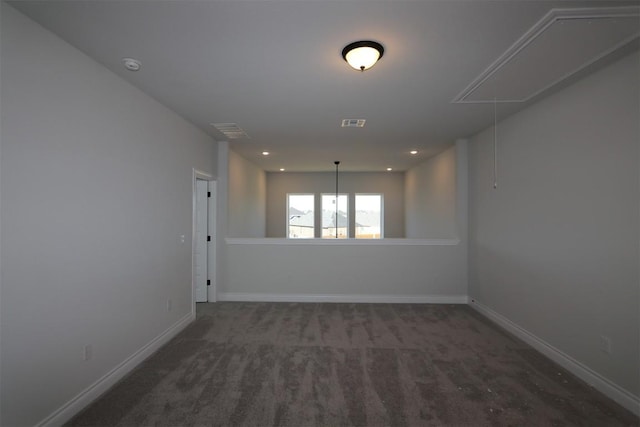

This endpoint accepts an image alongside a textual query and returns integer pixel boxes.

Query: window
[355,194,383,239]
[287,194,314,238]
[287,193,384,239]
[321,194,348,238]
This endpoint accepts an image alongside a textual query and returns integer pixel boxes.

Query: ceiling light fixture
[386,167,393,171]
[122,58,141,72]
[262,151,270,156]
[410,150,418,155]
[342,40,384,72]
[279,168,285,172]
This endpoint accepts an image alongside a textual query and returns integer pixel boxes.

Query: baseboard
[36,311,196,427]
[469,299,640,416]
[218,292,468,304]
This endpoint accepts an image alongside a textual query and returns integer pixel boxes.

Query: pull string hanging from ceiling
[469,95,502,190]
[334,161,340,238]
[494,98,498,190]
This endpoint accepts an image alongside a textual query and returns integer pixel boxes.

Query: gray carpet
[68,302,638,426]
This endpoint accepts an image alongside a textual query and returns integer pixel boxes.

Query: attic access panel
[453,7,640,103]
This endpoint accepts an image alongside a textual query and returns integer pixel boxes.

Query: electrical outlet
[167,298,172,312]
[599,335,612,354]
[83,344,93,361]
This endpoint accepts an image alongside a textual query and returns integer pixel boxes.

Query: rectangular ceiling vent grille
[341,119,366,128]
[211,123,250,139]
[452,6,640,103]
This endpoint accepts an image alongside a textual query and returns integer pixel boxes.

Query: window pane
[321,194,348,239]
[355,194,382,239]
[288,194,314,238]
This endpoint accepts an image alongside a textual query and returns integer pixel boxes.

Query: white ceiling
[8,0,639,172]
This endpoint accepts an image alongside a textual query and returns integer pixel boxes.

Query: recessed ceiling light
[410,150,418,155]
[262,151,270,156]
[122,58,141,72]
[386,167,393,171]
[279,168,285,172]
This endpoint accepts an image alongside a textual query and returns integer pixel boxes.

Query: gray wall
[224,240,467,301]
[226,147,467,302]
[266,172,405,238]
[0,5,217,426]
[468,52,639,398]
[228,149,266,237]
[405,145,457,238]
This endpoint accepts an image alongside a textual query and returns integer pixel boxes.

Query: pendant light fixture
[342,41,384,72]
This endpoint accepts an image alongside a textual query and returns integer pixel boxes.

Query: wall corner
[455,138,469,293]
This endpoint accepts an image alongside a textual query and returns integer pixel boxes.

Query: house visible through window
[287,193,383,239]
[355,194,383,239]
[321,194,348,238]
[288,194,314,238]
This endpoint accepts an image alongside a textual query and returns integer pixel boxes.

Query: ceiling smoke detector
[341,119,366,128]
[211,123,250,139]
[122,58,141,72]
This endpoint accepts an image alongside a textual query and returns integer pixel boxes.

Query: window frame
[321,193,349,239]
[355,193,384,239]
[286,192,385,239]
[286,193,315,239]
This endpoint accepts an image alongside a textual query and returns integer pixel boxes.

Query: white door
[207,181,217,302]
[195,179,208,302]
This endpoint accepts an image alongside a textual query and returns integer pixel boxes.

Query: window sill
[225,238,460,246]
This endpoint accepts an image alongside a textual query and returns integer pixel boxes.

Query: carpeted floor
[67,302,638,426]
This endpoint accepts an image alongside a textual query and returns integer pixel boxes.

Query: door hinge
[207,280,211,286]
[207,235,211,242]
[207,191,211,197]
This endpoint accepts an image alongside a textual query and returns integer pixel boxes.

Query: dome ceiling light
[341,40,384,72]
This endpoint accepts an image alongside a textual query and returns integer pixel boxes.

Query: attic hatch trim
[451,6,640,104]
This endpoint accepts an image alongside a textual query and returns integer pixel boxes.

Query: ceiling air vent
[211,123,250,139]
[341,119,366,128]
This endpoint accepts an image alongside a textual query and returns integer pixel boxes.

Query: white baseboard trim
[218,292,468,304]
[470,299,640,416]
[36,311,196,427]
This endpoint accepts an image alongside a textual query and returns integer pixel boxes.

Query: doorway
[193,170,216,303]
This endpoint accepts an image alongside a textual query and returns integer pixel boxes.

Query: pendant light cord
[334,161,340,238]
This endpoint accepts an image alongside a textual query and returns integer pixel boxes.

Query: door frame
[192,169,215,310]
